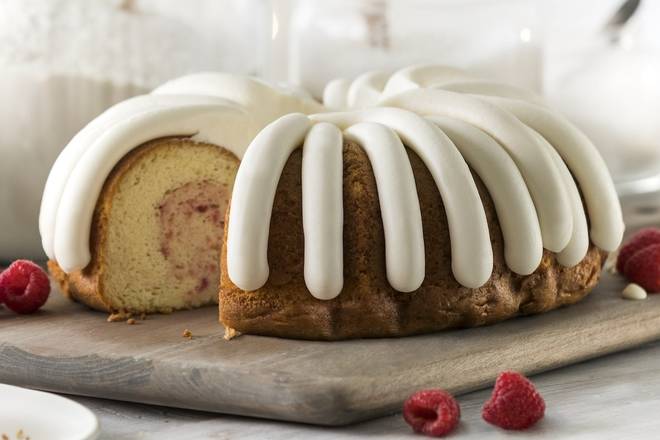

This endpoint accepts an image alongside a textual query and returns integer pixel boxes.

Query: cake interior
[91,138,238,313]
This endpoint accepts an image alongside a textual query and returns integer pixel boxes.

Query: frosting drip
[302,123,344,299]
[344,122,425,292]
[322,64,624,255]
[228,108,495,298]
[426,116,543,275]
[309,108,493,288]
[227,113,312,292]
[380,89,574,254]
[480,96,624,251]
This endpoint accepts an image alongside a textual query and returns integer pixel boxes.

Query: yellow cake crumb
[223,327,241,341]
[182,329,193,339]
[107,311,132,322]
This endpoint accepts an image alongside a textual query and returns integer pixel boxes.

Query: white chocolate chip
[622,283,647,300]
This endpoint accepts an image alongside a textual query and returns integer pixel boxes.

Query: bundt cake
[41,65,624,340]
[219,65,624,340]
[41,73,322,314]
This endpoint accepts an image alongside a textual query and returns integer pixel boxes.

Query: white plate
[0,384,99,440]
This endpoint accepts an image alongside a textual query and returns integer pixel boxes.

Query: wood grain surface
[69,338,660,439]
[0,272,657,426]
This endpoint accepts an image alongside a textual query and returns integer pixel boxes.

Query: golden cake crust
[49,137,238,314]
[219,141,607,340]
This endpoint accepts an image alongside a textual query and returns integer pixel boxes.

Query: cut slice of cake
[49,137,239,313]
[41,73,323,316]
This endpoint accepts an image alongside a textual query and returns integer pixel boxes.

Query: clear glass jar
[0,0,269,261]
[543,0,660,196]
[284,0,540,97]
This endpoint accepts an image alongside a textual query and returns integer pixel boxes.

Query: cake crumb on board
[107,311,132,322]
[126,318,136,325]
[224,327,241,341]
[182,329,193,339]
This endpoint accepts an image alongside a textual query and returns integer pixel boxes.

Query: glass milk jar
[544,0,660,196]
[283,0,540,97]
[0,0,268,262]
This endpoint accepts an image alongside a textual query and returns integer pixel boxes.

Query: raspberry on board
[403,389,460,437]
[616,227,660,275]
[0,260,51,314]
[624,243,660,293]
[482,371,545,430]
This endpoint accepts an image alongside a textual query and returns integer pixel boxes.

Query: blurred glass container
[0,0,269,262]
[283,0,540,97]
[544,0,660,197]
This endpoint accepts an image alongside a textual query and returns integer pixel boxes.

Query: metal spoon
[604,0,641,43]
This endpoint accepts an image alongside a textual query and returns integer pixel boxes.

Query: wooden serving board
[1,273,659,426]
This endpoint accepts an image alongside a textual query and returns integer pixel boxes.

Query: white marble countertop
[67,338,660,440]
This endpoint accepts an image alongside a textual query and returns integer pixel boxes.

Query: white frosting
[324,71,391,110]
[380,88,574,253]
[389,65,624,251]
[153,73,323,126]
[227,114,312,292]
[346,71,390,109]
[426,116,543,275]
[322,72,579,255]
[437,81,546,106]
[314,65,624,274]
[228,107,493,296]
[344,122,425,292]
[324,65,547,109]
[323,78,351,110]
[40,74,321,273]
[311,109,493,288]
[380,65,474,100]
[302,123,344,299]
[528,127,590,266]
[479,96,624,251]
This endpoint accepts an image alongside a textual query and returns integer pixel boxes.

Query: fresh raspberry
[617,228,660,275]
[624,243,660,293]
[403,389,460,437]
[482,371,545,430]
[0,260,51,314]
